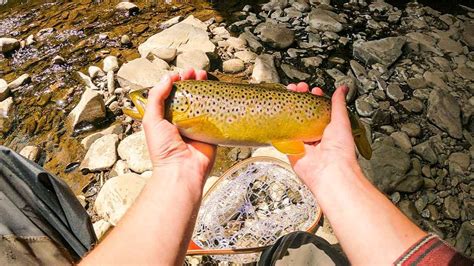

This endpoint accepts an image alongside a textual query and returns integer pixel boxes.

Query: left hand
[143,69,216,186]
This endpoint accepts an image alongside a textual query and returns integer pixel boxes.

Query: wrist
[150,163,207,195]
[306,160,363,192]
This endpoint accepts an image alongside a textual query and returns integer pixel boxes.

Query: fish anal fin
[272,140,305,155]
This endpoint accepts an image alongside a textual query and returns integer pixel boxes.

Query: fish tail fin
[123,88,149,120]
[348,110,372,160]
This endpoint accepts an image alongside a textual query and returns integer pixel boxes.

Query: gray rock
[88,66,105,79]
[95,173,146,225]
[443,196,460,219]
[80,134,119,173]
[147,48,177,63]
[103,56,119,73]
[67,89,106,130]
[455,221,474,253]
[223,59,245,73]
[139,15,215,57]
[353,37,406,67]
[251,54,280,83]
[368,1,392,12]
[355,97,374,117]
[461,21,474,48]
[7,74,31,90]
[19,145,41,162]
[415,196,428,213]
[359,140,411,193]
[256,22,294,49]
[413,140,437,165]
[117,131,152,173]
[386,84,404,102]
[117,58,171,90]
[302,56,323,68]
[427,89,462,139]
[0,37,20,53]
[406,32,443,55]
[239,31,263,53]
[395,174,423,193]
[390,131,412,153]
[448,152,470,171]
[401,123,421,137]
[400,98,424,113]
[176,50,210,71]
[0,79,9,101]
[234,50,257,63]
[308,8,343,33]
[281,64,310,80]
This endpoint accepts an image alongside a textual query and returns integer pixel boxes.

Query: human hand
[286,83,358,188]
[143,69,216,187]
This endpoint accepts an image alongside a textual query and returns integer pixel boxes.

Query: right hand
[286,83,358,188]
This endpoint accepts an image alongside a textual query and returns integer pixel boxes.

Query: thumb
[144,75,172,121]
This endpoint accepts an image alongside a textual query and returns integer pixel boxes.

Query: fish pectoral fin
[349,111,372,160]
[174,115,208,129]
[174,115,225,138]
[258,83,288,90]
[272,140,305,155]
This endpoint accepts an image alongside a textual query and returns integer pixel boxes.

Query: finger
[287,84,297,91]
[144,75,172,120]
[296,82,309,92]
[170,73,180,83]
[311,87,324,96]
[330,85,351,128]
[196,70,207,80]
[181,68,196,80]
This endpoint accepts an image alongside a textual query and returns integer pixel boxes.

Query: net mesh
[192,158,319,263]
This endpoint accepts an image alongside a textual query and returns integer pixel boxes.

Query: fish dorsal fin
[272,140,305,155]
[257,83,288,90]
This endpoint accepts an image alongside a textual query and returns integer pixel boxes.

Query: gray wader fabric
[0,146,97,264]
[258,231,349,266]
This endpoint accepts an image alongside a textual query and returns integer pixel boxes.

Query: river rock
[252,146,290,164]
[120,34,131,45]
[19,145,41,162]
[251,54,280,83]
[110,159,130,177]
[443,195,460,219]
[117,131,152,173]
[160,16,182,29]
[117,58,170,90]
[88,66,105,79]
[0,79,9,101]
[239,31,263,53]
[103,56,119,72]
[308,8,343,33]
[401,123,421,137]
[138,15,215,57]
[148,47,177,63]
[353,37,406,67]
[256,22,294,49]
[0,97,12,132]
[437,36,463,55]
[406,32,442,55]
[400,98,424,113]
[80,134,119,173]
[395,174,423,193]
[67,88,106,130]
[398,200,421,223]
[7,74,31,90]
[223,59,245,73]
[454,66,474,81]
[386,84,404,102]
[413,140,437,165]
[176,50,210,71]
[234,50,257,63]
[115,2,139,13]
[95,173,146,225]
[455,221,474,254]
[359,140,411,193]
[0,37,20,53]
[302,56,323,68]
[390,131,412,153]
[355,97,374,117]
[93,219,111,241]
[281,64,310,80]
[427,89,462,139]
[461,21,474,48]
[448,152,470,172]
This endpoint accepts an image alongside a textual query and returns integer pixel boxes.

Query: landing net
[192,157,320,263]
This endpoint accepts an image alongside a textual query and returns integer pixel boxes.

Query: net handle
[186,156,322,256]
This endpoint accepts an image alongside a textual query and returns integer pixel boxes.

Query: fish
[123,80,372,159]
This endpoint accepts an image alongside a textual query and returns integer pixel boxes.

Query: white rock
[251,54,280,83]
[80,134,119,172]
[211,26,231,39]
[0,97,13,118]
[226,37,247,50]
[77,71,99,90]
[223,59,245,73]
[175,50,210,71]
[252,146,290,164]
[7,74,31,90]
[234,50,257,63]
[52,55,65,65]
[67,88,106,130]
[19,145,41,162]
[117,58,171,90]
[0,37,20,53]
[88,66,105,78]
[81,123,123,149]
[95,173,146,225]
[115,2,139,12]
[160,16,182,29]
[107,71,115,95]
[147,47,177,62]
[25,34,35,46]
[93,219,112,240]
[120,34,131,45]
[110,160,131,177]
[103,55,119,72]
[117,131,153,173]
[0,79,9,101]
[151,57,170,70]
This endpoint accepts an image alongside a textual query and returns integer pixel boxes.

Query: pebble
[52,55,65,65]
[103,55,119,72]
[234,50,257,63]
[443,196,460,219]
[19,145,41,162]
[390,131,412,153]
[88,66,105,78]
[223,59,245,73]
[401,123,421,137]
[120,34,131,45]
[302,56,323,68]
[386,83,404,102]
[7,74,31,90]
[251,54,280,83]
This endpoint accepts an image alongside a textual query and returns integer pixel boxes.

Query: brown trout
[124,80,372,159]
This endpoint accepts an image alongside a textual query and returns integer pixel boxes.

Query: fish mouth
[122,88,149,120]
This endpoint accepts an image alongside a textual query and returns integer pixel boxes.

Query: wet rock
[95,173,146,225]
[386,84,404,102]
[395,174,423,193]
[413,140,437,165]
[308,8,343,33]
[401,123,421,137]
[148,47,177,63]
[88,66,105,79]
[353,37,406,67]
[256,22,294,49]
[281,64,310,80]
[120,34,131,45]
[448,152,470,172]
[455,221,474,254]
[7,74,31,90]
[117,58,170,90]
[252,146,290,164]
[251,54,280,83]
[67,88,106,130]
[400,98,424,113]
[234,50,257,63]
[302,56,323,68]
[443,196,460,219]
[359,140,411,193]
[223,59,245,73]
[390,131,412,153]
[117,131,152,173]
[80,134,119,173]
[19,145,41,162]
[176,50,210,71]
[0,37,20,53]
[115,2,139,14]
[93,219,111,241]
[103,55,119,72]
[355,97,374,117]
[139,15,215,57]
[427,89,462,139]
[239,31,263,53]
[0,79,9,101]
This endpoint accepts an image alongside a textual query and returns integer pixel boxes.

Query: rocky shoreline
[0,0,473,261]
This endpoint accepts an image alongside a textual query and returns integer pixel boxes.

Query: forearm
[310,162,427,265]
[81,166,204,265]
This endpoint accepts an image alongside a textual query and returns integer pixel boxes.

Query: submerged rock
[117,58,170,90]
[117,131,152,173]
[80,134,119,173]
[0,37,20,53]
[67,88,106,130]
[251,54,280,83]
[427,89,462,139]
[353,37,406,67]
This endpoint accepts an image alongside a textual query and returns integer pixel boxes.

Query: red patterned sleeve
[394,234,473,266]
